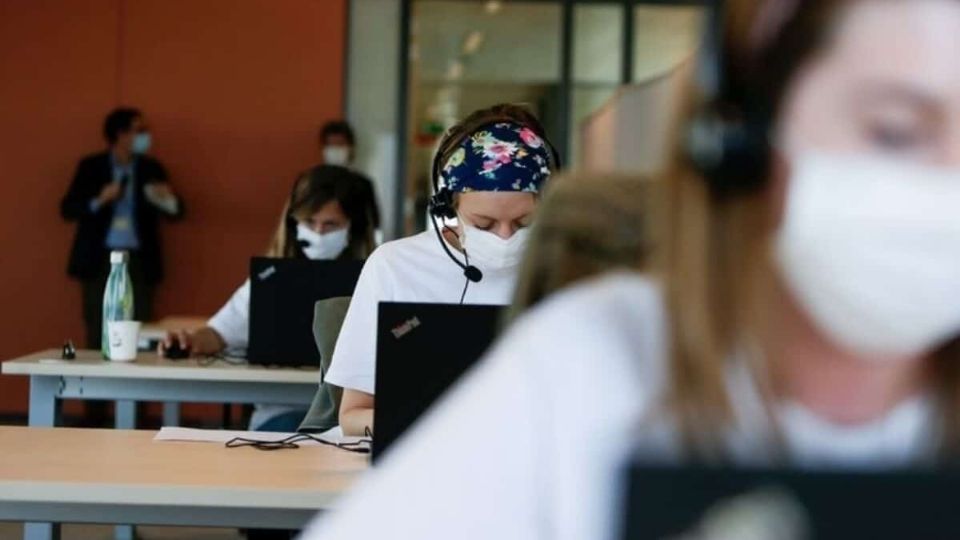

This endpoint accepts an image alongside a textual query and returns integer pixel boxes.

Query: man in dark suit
[61,107,184,349]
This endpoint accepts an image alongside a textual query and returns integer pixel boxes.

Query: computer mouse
[163,341,190,360]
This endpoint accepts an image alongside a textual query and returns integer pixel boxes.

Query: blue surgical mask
[132,133,152,154]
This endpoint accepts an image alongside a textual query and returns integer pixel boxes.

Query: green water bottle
[101,250,135,359]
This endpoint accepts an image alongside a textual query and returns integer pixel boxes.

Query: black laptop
[621,462,960,539]
[372,302,504,460]
[248,257,364,368]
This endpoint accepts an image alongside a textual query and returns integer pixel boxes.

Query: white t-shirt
[301,272,937,540]
[207,279,304,430]
[325,230,517,395]
[208,280,251,354]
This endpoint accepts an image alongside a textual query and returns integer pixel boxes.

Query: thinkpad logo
[391,317,421,339]
[258,265,277,281]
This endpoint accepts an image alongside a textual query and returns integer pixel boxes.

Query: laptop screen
[373,302,504,461]
[620,462,960,539]
[248,257,363,368]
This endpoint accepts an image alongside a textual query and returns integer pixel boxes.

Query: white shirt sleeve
[299,273,665,540]
[324,253,390,394]
[207,280,251,351]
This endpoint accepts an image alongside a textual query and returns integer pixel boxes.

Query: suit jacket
[61,151,184,283]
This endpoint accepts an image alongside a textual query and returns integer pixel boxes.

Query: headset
[685,0,772,197]
[428,117,561,290]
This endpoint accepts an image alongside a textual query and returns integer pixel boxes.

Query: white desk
[2,350,323,540]
[0,427,366,540]
[2,349,320,430]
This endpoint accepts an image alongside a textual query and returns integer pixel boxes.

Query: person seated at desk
[162,164,380,431]
[327,103,560,436]
[301,0,960,538]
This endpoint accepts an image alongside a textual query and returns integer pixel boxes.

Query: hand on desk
[159,327,224,359]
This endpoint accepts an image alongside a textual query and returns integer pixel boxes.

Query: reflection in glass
[633,4,703,83]
[571,4,622,169]
[406,0,561,234]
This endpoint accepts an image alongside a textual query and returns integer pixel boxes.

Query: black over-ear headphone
[686,0,772,197]
[427,117,562,285]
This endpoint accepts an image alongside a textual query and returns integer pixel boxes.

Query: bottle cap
[110,250,129,264]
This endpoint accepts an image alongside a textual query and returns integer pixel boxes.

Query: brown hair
[266,165,380,260]
[508,173,658,322]
[664,0,960,459]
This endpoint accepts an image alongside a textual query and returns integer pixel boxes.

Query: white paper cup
[107,321,142,362]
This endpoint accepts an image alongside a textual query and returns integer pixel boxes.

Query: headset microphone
[429,211,483,283]
[463,265,483,283]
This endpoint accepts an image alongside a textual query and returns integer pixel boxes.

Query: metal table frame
[10,356,319,540]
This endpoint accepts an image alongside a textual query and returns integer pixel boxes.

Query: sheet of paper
[154,426,366,448]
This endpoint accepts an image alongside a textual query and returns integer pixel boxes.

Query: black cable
[195,354,247,367]
[441,224,473,304]
[459,275,470,305]
[225,432,372,454]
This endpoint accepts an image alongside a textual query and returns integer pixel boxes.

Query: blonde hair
[265,198,295,258]
[663,0,960,460]
[508,173,659,322]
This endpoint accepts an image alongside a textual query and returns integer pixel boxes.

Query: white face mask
[296,223,350,260]
[132,132,151,154]
[459,223,529,272]
[323,145,351,167]
[774,150,960,358]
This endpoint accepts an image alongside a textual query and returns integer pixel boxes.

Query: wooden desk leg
[26,377,63,540]
[114,400,137,429]
[24,523,59,540]
[113,401,137,540]
[162,402,181,426]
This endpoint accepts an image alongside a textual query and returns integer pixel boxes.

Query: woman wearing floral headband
[327,104,558,437]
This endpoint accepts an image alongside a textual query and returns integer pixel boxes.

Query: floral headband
[440,122,553,194]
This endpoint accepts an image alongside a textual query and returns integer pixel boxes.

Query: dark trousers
[80,251,155,350]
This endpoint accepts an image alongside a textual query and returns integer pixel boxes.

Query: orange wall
[0,0,346,415]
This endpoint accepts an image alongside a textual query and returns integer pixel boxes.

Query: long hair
[266,165,381,260]
[663,0,960,459]
[508,173,658,322]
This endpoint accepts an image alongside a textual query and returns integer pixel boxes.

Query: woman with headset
[304,0,960,538]
[326,104,559,436]
[161,164,379,432]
